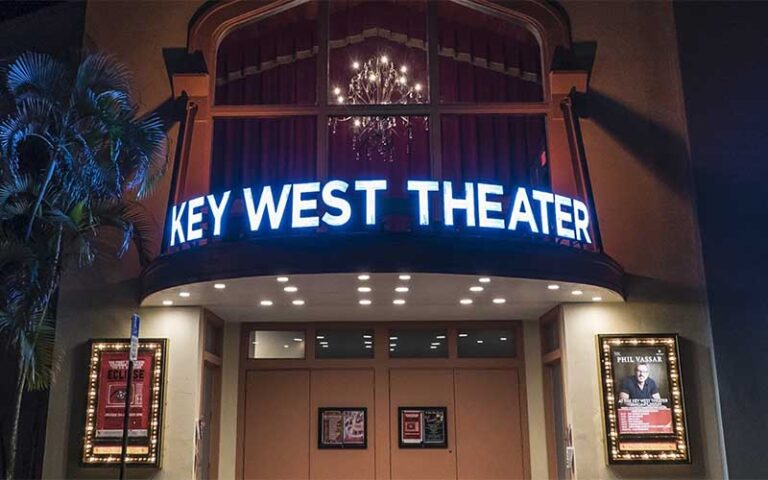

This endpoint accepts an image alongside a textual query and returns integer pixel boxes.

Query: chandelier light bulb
[400,65,407,73]
[333,87,341,95]
[368,73,377,82]
[352,61,360,69]
[337,95,344,104]
[399,76,407,84]
[380,55,388,64]
[353,118,362,127]
[414,83,422,91]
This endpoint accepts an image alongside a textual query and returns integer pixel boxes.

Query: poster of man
[611,345,673,435]
[598,334,689,463]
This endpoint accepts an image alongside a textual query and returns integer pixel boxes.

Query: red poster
[401,410,423,443]
[617,406,673,435]
[95,350,153,439]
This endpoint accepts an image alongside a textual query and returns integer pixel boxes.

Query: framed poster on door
[318,407,367,449]
[398,407,447,448]
[597,334,690,464]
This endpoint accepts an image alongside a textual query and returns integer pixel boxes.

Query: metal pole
[118,358,134,480]
[119,313,140,480]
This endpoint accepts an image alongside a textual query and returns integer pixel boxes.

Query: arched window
[173,0,595,245]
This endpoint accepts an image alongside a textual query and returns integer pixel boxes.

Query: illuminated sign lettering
[167,180,592,247]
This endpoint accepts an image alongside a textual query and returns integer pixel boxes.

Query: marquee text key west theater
[42,1,727,479]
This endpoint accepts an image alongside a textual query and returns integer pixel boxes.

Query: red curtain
[211,2,547,197]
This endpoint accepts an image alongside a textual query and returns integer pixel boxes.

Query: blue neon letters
[168,180,592,247]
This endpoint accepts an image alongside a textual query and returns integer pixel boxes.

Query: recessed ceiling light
[476,339,484,344]
[592,296,603,302]
[365,345,373,349]
[363,334,372,339]
[547,284,560,290]
[259,300,273,306]
[390,343,397,347]
[179,291,190,297]
[493,298,506,304]
[389,348,395,352]
[316,335,325,340]
[322,344,329,348]
[389,336,398,340]
[469,286,484,292]
[431,342,441,346]
[276,276,289,283]
[478,277,491,283]
[292,299,305,306]
[319,341,328,345]
[162,300,173,306]
[283,344,289,348]
[458,333,468,337]
[358,274,370,281]
[364,341,372,345]
[393,299,406,305]
[213,283,226,289]
[284,286,298,293]
[460,298,473,305]
[395,286,409,293]
[436,335,446,339]
[430,345,438,349]
[359,299,372,306]
[500,337,508,341]
[293,338,303,342]
[571,290,583,296]
[358,286,372,293]
[398,274,411,281]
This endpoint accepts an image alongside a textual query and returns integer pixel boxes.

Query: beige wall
[41,281,204,479]
[559,2,725,478]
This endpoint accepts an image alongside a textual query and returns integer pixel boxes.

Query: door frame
[235,320,530,479]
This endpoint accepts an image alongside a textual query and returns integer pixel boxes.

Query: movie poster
[82,339,166,467]
[598,334,690,464]
[399,407,447,448]
[318,408,367,449]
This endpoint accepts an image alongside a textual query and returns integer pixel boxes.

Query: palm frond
[5,52,68,104]
[75,53,132,97]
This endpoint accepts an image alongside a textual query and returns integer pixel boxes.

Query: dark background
[674,2,768,478]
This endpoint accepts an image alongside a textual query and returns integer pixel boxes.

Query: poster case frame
[597,333,690,465]
[398,406,448,449]
[80,338,168,468]
[317,407,368,449]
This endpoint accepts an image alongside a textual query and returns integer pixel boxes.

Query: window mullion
[427,0,442,181]
[316,0,330,181]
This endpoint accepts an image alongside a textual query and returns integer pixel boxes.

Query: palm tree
[0,51,167,479]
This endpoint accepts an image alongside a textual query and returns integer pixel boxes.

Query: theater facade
[42,1,726,479]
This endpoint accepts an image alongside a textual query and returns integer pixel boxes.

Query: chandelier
[330,55,426,162]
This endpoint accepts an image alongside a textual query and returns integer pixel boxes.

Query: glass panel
[211,117,317,191]
[249,330,306,359]
[389,329,447,358]
[458,328,516,358]
[438,2,543,103]
[315,329,375,359]
[204,320,223,357]
[215,2,318,105]
[441,115,548,188]
[329,115,430,231]
[329,1,428,104]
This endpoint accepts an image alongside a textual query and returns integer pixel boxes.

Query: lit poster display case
[81,339,167,467]
[597,334,690,464]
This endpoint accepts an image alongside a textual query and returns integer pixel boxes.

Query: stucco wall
[41,286,203,479]
[560,1,725,478]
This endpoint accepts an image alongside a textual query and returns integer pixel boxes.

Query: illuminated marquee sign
[167,180,592,247]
